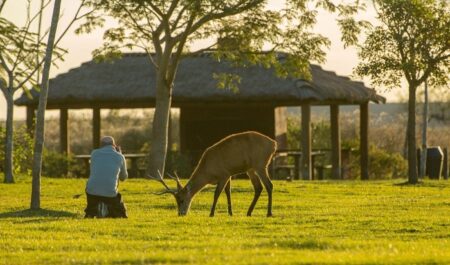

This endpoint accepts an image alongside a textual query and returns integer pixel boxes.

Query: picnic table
[74,153,147,178]
[272,150,325,180]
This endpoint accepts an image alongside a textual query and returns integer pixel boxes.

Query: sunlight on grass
[0,178,449,264]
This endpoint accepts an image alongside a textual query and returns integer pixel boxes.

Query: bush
[287,117,331,150]
[0,126,33,175]
[41,150,82,178]
[343,139,407,180]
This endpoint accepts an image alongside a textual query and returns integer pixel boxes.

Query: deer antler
[166,171,183,191]
[146,170,177,195]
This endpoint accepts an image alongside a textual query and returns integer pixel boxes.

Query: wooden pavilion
[15,53,385,180]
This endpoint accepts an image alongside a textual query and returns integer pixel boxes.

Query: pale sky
[0,0,404,121]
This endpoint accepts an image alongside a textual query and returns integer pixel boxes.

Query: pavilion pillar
[26,106,36,135]
[301,104,312,180]
[93,108,101,149]
[330,105,341,179]
[60,108,70,154]
[168,109,173,151]
[360,102,369,180]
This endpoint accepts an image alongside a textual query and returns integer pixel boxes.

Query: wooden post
[93,108,101,149]
[275,107,288,150]
[360,102,369,180]
[60,108,69,154]
[168,109,173,151]
[301,104,311,180]
[26,106,36,135]
[443,148,448,180]
[330,105,341,179]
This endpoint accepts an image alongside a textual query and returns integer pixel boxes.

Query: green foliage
[212,73,241,93]
[287,117,330,150]
[355,0,450,90]
[165,151,195,179]
[0,17,65,92]
[0,126,33,175]
[41,150,80,178]
[1,179,449,264]
[343,139,407,180]
[0,125,87,178]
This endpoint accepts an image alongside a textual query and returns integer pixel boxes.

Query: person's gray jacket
[86,145,128,197]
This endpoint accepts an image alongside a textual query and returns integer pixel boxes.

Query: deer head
[147,171,193,216]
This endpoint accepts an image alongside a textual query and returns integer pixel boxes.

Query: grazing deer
[148,131,277,217]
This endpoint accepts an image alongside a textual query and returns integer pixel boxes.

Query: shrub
[287,117,331,150]
[343,139,407,180]
[0,125,33,175]
[41,150,83,178]
[165,151,195,178]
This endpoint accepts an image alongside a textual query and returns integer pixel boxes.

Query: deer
[147,131,277,217]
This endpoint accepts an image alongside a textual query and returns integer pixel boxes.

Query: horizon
[0,0,408,121]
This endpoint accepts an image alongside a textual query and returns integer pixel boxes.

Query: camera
[115,145,122,153]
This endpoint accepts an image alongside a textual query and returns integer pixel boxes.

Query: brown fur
[173,131,277,216]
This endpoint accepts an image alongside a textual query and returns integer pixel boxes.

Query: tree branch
[12,0,51,71]
[118,3,154,40]
[171,4,189,32]
[0,53,12,74]
[0,0,7,14]
[15,56,46,91]
[186,0,263,41]
[54,0,91,46]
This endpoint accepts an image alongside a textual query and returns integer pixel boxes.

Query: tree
[419,80,428,179]
[80,0,367,177]
[29,0,95,208]
[0,0,93,185]
[30,0,62,209]
[356,0,449,184]
[0,1,53,183]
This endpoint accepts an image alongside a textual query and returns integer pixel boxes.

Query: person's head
[100,136,116,147]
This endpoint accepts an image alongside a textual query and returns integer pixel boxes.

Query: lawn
[0,177,449,264]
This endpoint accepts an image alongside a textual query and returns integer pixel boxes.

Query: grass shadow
[112,257,189,265]
[0,208,77,219]
[394,180,424,186]
[394,180,447,188]
[262,239,338,250]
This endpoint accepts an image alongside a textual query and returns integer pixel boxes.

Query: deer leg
[256,168,273,217]
[210,180,227,217]
[224,179,232,216]
[247,170,263,216]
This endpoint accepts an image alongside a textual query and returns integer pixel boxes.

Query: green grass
[0,177,449,265]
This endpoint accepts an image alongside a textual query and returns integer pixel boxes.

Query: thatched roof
[15,53,385,109]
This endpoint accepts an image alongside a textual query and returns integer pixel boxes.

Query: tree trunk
[3,93,14,183]
[420,80,428,179]
[148,75,172,177]
[407,84,418,184]
[30,0,61,209]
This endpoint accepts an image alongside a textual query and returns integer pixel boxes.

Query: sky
[0,0,405,121]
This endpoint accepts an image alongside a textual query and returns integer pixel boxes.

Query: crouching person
[85,136,128,218]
